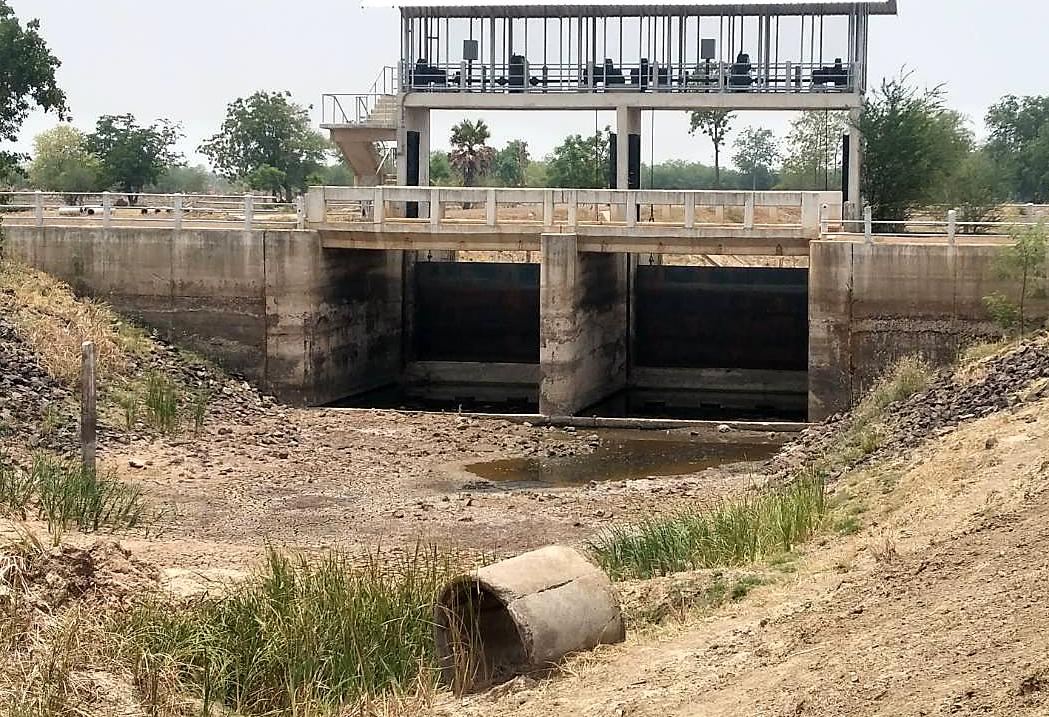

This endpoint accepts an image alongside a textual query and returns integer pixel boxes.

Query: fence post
[863,205,873,243]
[34,190,44,227]
[173,193,184,231]
[295,194,305,229]
[819,203,829,237]
[485,188,497,226]
[744,194,755,229]
[947,208,957,245]
[243,193,254,231]
[305,187,326,225]
[684,192,696,229]
[101,191,112,229]
[430,187,441,227]
[81,341,96,475]
[543,190,554,229]
[373,186,385,225]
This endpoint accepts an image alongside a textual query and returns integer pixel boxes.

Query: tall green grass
[144,371,180,433]
[589,473,828,580]
[123,548,454,714]
[0,453,150,542]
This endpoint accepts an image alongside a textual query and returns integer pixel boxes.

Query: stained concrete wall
[4,225,402,406]
[539,234,629,416]
[809,240,1031,419]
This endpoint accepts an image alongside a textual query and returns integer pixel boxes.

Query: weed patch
[0,453,151,543]
[144,372,180,434]
[589,474,828,580]
[122,548,456,714]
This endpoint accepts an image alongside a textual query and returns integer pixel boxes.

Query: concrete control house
[325,0,897,216]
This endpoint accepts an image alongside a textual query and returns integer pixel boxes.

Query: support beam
[539,233,628,416]
[615,106,642,191]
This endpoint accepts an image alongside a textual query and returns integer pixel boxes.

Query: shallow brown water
[464,436,778,487]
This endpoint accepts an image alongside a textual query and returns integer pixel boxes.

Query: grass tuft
[144,372,180,434]
[122,547,455,714]
[589,473,828,581]
[0,453,150,544]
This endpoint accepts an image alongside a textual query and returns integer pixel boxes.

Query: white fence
[306,185,843,235]
[0,191,304,231]
[836,205,1048,245]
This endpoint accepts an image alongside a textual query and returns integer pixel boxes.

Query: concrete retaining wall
[4,225,403,405]
[809,240,1033,419]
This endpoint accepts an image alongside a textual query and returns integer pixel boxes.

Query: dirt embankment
[430,351,1049,717]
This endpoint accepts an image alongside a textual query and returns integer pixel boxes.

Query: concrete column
[846,107,863,221]
[539,234,629,417]
[615,107,641,191]
[397,106,431,218]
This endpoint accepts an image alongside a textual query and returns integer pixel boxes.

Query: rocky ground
[0,304,777,586]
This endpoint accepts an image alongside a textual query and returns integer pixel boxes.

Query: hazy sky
[8,0,1049,168]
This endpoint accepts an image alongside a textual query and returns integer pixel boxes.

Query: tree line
[3,0,1049,223]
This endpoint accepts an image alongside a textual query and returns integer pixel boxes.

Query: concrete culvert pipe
[434,545,624,693]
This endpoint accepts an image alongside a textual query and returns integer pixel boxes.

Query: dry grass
[0,260,151,385]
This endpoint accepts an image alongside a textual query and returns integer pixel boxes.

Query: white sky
[8,0,1049,168]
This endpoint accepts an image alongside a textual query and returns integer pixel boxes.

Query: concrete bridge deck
[308,186,842,256]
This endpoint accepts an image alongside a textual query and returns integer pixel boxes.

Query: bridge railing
[0,191,304,231]
[831,206,1047,245]
[306,185,842,237]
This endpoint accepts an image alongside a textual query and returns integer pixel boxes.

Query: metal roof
[362,0,898,18]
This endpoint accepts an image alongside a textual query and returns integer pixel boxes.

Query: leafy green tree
[244,165,287,198]
[27,125,102,203]
[429,150,455,186]
[493,139,530,187]
[148,165,230,194]
[732,126,779,190]
[87,114,183,201]
[984,223,1048,334]
[524,159,549,187]
[545,130,611,188]
[689,109,734,188]
[200,91,328,202]
[938,150,1006,232]
[449,119,495,187]
[640,160,747,190]
[985,95,1049,202]
[0,1,68,175]
[780,111,847,190]
[307,159,355,187]
[859,75,971,225]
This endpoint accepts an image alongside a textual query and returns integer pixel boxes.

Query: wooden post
[81,341,97,474]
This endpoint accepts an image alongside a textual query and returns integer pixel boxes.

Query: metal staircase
[321,67,399,186]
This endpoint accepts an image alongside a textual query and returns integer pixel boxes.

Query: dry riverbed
[21,407,786,588]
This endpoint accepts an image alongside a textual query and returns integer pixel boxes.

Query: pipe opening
[435,579,526,692]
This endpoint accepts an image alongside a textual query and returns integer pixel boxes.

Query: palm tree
[449,119,495,187]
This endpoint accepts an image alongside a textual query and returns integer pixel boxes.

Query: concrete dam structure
[1,190,1020,422]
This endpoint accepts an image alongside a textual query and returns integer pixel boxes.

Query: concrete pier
[539,234,628,416]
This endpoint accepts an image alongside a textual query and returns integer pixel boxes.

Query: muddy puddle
[464,432,780,487]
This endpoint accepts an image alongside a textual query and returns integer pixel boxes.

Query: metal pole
[81,341,96,475]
